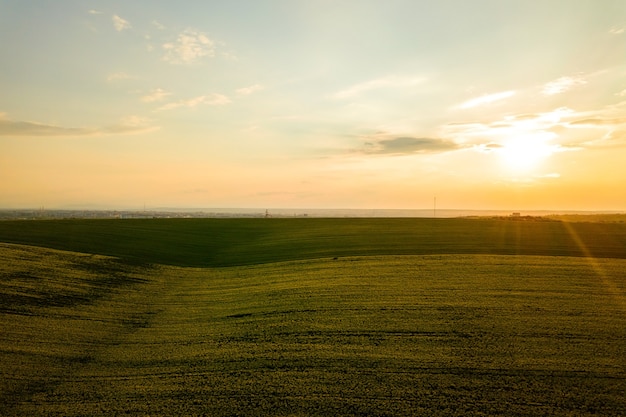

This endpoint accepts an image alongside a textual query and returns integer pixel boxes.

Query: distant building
[511,212,521,217]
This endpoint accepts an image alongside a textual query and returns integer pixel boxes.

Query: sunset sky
[2,1,626,211]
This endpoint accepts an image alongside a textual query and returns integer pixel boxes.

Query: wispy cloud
[457,91,516,109]
[106,72,133,82]
[157,94,231,111]
[569,117,626,126]
[542,75,587,95]
[162,29,215,64]
[152,20,166,30]
[88,9,103,15]
[444,108,577,148]
[236,84,263,96]
[359,134,460,156]
[556,103,626,148]
[609,26,625,35]
[332,76,425,99]
[0,118,90,137]
[442,105,626,157]
[111,116,156,132]
[112,15,131,32]
[0,114,157,137]
[141,88,171,103]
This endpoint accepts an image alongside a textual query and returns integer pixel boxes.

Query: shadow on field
[0,244,160,415]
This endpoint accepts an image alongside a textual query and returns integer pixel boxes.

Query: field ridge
[1,218,626,267]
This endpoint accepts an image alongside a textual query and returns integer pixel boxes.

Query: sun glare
[497,133,557,172]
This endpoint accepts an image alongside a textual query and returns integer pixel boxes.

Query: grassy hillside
[1,243,625,416]
[2,219,625,415]
[1,217,626,266]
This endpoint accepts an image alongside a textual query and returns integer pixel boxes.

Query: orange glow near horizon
[1,3,625,211]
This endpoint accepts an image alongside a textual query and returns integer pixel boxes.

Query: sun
[496,133,557,173]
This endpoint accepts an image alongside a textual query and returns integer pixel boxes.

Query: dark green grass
[1,217,626,267]
[2,219,626,415]
[0,244,159,415]
[1,244,625,416]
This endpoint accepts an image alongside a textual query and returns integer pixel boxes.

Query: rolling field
[1,218,626,415]
[1,217,626,266]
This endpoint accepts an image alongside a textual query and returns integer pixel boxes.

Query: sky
[1,0,626,211]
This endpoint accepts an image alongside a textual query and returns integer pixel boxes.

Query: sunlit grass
[1,240,625,416]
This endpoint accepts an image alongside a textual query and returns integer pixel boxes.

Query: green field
[1,218,625,416]
[1,217,626,266]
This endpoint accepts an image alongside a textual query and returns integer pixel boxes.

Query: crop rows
[1,241,625,416]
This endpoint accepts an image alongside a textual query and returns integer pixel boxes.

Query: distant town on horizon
[2,207,625,221]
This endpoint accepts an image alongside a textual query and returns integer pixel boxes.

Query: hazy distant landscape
[1,217,625,416]
[3,207,626,221]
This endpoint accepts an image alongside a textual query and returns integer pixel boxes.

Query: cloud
[444,108,579,149]
[107,116,157,133]
[510,113,541,121]
[152,20,166,30]
[141,88,171,103]
[112,15,131,32]
[564,116,626,148]
[157,94,231,111]
[220,51,238,61]
[362,136,460,156]
[236,84,263,96]
[106,72,133,82]
[569,117,626,126]
[610,26,625,35]
[88,9,103,15]
[457,91,516,109]
[0,114,157,137]
[0,119,90,136]
[332,76,425,99]
[447,102,626,154]
[603,129,626,146]
[472,142,503,153]
[162,29,215,64]
[542,75,587,95]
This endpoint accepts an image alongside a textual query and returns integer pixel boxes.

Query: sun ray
[561,221,626,312]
